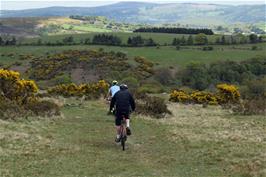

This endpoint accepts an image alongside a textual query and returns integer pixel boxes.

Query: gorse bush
[0,69,60,119]
[28,49,156,85]
[216,84,240,104]
[170,83,240,105]
[169,90,192,104]
[190,91,218,105]
[48,80,109,99]
[0,69,38,104]
[29,50,130,81]
[134,56,154,78]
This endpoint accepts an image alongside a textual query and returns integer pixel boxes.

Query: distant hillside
[1,2,265,25]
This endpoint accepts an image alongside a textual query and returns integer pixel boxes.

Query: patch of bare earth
[10,65,29,75]
[71,68,99,84]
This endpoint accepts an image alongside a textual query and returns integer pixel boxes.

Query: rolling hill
[1,2,265,25]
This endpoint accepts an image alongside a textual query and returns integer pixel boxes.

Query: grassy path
[1,100,265,176]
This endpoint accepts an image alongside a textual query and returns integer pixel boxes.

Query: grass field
[22,32,236,46]
[61,24,112,33]
[0,98,265,176]
[1,43,265,67]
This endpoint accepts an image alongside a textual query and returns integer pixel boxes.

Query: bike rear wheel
[121,136,126,151]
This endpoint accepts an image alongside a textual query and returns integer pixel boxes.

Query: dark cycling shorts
[115,111,130,126]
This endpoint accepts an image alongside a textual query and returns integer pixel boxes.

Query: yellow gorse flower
[48,80,109,98]
[0,69,38,104]
[170,83,240,105]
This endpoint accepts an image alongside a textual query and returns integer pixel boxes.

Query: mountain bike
[119,115,127,151]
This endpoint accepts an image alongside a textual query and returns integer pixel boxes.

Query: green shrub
[0,97,28,120]
[242,98,266,115]
[52,74,72,85]
[251,46,258,50]
[137,82,164,94]
[202,46,213,51]
[136,95,171,118]
[241,77,266,99]
[121,76,139,93]
[0,97,60,119]
[26,100,61,117]
[154,68,174,85]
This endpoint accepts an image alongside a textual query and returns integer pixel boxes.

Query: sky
[1,0,265,10]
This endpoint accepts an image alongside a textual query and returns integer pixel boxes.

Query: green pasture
[22,32,230,46]
[1,43,265,67]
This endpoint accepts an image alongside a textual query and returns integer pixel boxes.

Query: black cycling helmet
[120,84,128,90]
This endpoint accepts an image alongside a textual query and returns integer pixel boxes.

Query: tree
[180,36,186,45]
[128,36,144,46]
[215,37,221,44]
[181,63,210,90]
[92,34,121,46]
[172,38,177,45]
[258,36,263,43]
[84,38,90,44]
[239,35,248,44]
[172,38,181,45]
[195,33,208,45]
[0,36,3,45]
[63,36,74,44]
[249,34,258,43]
[37,39,42,45]
[230,36,237,44]
[133,27,214,35]
[145,38,156,46]
[127,37,132,45]
[187,35,194,45]
[221,35,226,45]
[10,37,17,45]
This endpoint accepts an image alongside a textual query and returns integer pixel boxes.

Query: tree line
[0,36,17,45]
[127,36,156,47]
[172,33,264,46]
[1,33,264,47]
[134,27,214,35]
[34,35,157,47]
[179,57,266,90]
[92,34,122,46]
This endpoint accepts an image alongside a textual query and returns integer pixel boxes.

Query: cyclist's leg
[120,111,130,127]
[123,112,131,135]
[115,112,122,141]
